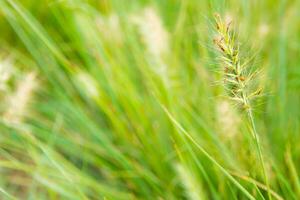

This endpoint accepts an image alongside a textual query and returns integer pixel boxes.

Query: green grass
[0,0,299,199]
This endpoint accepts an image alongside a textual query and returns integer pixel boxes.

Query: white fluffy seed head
[3,72,37,124]
[132,7,169,58]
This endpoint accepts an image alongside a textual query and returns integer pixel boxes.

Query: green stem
[247,108,272,200]
[162,105,256,200]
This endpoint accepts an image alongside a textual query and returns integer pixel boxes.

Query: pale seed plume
[3,72,37,124]
[131,7,173,88]
[132,7,169,59]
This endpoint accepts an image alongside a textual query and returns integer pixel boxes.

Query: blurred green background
[0,0,299,199]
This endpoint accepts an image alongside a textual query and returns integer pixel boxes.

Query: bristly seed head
[213,13,262,110]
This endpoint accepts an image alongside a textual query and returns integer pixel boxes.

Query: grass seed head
[213,13,262,110]
[132,7,169,59]
[3,72,37,125]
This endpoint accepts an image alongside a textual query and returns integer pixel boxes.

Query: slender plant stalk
[229,170,283,200]
[161,105,256,200]
[248,108,271,200]
[213,13,272,200]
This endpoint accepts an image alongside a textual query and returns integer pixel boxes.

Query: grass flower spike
[213,13,272,199]
[213,13,263,109]
[4,72,37,125]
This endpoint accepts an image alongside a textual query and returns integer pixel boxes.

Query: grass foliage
[0,0,300,199]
